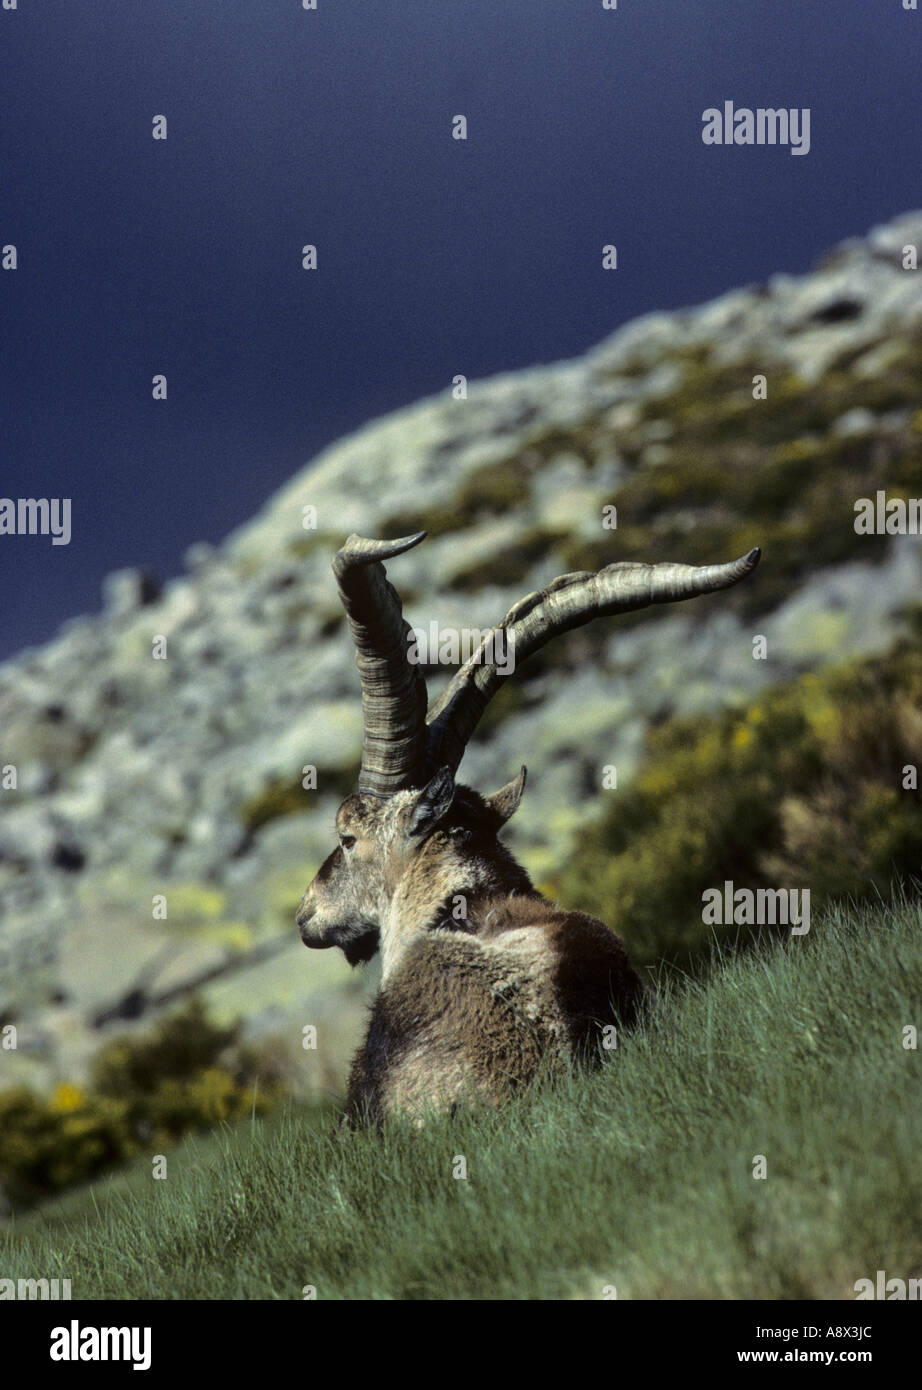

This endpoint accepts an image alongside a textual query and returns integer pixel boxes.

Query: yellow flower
[49,1082,87,1113]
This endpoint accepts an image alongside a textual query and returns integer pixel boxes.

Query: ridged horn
[332,532,428,797]
[423,548,761,777]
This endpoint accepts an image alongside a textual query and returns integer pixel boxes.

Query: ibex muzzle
[297,847,380,964]
[297,790,401,962]
[298,530,760,1124]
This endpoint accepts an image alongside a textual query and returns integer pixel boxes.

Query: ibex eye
[340,834,356,850]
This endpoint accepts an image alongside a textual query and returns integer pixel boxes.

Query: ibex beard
[296,530,760,1128]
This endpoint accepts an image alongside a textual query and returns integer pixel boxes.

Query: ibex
[297,531,760,1126]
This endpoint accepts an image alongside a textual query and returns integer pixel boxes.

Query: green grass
[3,895,920,1299]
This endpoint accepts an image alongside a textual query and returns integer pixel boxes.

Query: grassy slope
[3,896,920,1300]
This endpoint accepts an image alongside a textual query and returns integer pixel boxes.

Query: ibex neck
[380,834,534,983]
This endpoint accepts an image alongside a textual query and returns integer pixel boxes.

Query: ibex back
[297,530,760,1126]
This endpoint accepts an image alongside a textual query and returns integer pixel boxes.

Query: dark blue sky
[1,0,918,661]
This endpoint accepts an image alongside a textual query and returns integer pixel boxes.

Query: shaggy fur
[298,769,644,1127]
[342,893,643,1127]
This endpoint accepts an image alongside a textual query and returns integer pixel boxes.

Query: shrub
[0,1086,133,1208]
[553,635,922,967]
[0,1002,280,1210]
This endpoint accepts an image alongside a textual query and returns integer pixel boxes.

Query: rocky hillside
[2,210,920,1093]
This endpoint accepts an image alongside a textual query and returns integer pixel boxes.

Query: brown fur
[297,771,644,1127]
[342,892,643,1127]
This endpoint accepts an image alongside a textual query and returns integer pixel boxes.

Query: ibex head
[297,529,760,967]
[297,764,528,967]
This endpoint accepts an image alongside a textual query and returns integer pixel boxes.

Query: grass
[3,894,920,1299]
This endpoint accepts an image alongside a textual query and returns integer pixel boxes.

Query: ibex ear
[407,766,456,839]
[487,765,527,823]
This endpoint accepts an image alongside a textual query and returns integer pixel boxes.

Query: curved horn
[333,532,429,797]
[424,548,761,777]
